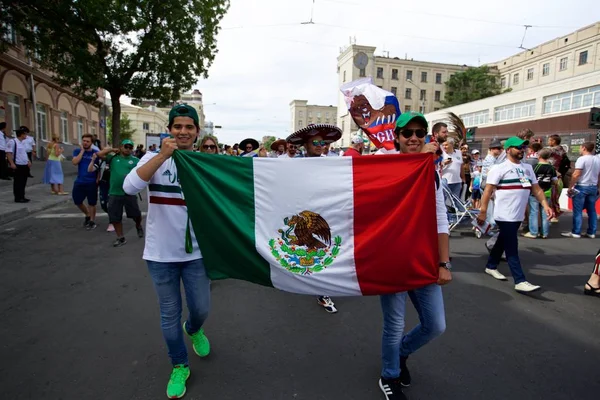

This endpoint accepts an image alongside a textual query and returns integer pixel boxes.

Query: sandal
[584,282,600,297]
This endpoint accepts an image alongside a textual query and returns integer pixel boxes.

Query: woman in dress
[42,134,67,195]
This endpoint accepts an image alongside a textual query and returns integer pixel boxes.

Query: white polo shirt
[486,160,538,222]
[6,138,29,165]
[574,154,600,186]
[0,130,6,151]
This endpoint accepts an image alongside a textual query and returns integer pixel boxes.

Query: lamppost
[406,79,426,113]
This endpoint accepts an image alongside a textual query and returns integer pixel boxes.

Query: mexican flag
[173,151,439,296]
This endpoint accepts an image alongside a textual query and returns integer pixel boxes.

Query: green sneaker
[166,364,190,399]
[183,321,210,357]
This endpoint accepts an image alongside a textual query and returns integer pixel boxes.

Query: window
[543,85,600,115]
[513,73,519,85]
[405,88,412,99]
[420,90,426,101]
[542,63,550,76]
[299,111,303,118]
[91,125,96,138]
[406,70,413,80]
[527,68,534,81]
[343,71,346,82]
[143,122,150,131]
[77,117,84,141]
[461,109,490,126]
[60,112,69,143]
[391,87,397,96]
[36,104,48,141]
[421,72,427,83]
[435,73,442,84]
[342,120,345,131]
[500,77,507,88]
[434,107,440,111]
[308,111,312,118]
[559,57,568,71]
[404,105,411,112]
[325,112,330,118]
[579,51,588,66]
[434,91,441,102]
[391,69,398,80]
[377,67,384,79]
[2,23,17,44]
[359,68,366,77]
[298,119,303,127]
[419,105,425,113]
[7,94,21,129]
[494,100,536,121]
[317,112,321,118]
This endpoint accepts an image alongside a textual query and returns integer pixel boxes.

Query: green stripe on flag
[149,184,182,193]
[173,151,273,287]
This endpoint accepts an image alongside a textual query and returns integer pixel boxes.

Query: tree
[6,0,230,145]
[442,66,509,107]
[107,113,136,145]
[263,136,277,150]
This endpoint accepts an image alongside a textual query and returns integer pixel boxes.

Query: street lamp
[406,79,426,113]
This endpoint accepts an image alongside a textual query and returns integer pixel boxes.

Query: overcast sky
[196,0,598,145]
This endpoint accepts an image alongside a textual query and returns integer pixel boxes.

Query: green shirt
[106,153,140,196]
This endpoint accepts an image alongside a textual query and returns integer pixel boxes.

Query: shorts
[471,190,481,200]
[108,195,142,223]
[72,182,98,206]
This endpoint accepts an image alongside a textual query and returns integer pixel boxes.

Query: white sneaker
[485,268,508,281]
[582,233,596,239]
[561,232,581,238]
[515,281,541,293]
[106,224,115,232]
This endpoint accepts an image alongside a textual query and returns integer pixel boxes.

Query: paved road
[0,202,598,400]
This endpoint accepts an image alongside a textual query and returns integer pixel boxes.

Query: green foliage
[107,113,135,144]
[6,0,230,144]
[442,66,510,107]
[263,136,277,149]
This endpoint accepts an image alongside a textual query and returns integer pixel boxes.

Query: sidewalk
[0,161,78,225]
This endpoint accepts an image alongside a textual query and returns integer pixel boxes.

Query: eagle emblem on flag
[269,211,343,275]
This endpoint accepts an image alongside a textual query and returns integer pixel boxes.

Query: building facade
[336,44,468,147]
[1,25,105,154]
[290,100,337,132]
[425,22,600,160]
[119,104,168,149]
[137,88,206,131]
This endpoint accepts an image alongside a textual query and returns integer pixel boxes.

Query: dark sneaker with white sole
[113,237,127,247]
[137,226,144,238]
[399,356,411,387]
[379,377,407,400]
[86,221,97,230]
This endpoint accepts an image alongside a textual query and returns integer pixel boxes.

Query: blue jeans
[380,284,446,379]
[147,258,211,366]
[486,221,527,284]
[528,195,550,236]
[572,185,598,235]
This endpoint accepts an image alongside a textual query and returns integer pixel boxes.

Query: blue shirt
[73,148,99,184]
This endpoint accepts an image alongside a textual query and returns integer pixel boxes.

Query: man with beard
[72,133,102,229]
[477,137,553,293]
[278,142,299,159]
[431,122,448,144]
[286,123,343,313]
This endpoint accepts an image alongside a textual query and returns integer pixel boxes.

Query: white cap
[351,135,365,144]
[471,149,480,154]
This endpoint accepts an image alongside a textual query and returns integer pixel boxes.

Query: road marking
[35,212,147,219]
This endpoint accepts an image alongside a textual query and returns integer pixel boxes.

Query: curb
[0,196,73,226]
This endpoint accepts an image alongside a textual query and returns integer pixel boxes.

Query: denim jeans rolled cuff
[380,292,408,379]
[147,258,211,366]
[528,195,550,236]
[572,185,598,235]
[399,284,446,358]
[486,220,527,284]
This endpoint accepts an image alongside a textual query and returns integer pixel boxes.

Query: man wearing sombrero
[270,139,287,158]
[285,123,343,313]
[240,138,260,157]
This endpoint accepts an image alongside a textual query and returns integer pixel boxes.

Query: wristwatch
[439,261,452,271]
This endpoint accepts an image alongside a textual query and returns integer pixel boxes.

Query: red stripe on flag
[149,196,186,206]
[352,153,439,295]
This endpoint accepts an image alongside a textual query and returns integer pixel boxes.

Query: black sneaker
[399,357,411,387]
[84,216,91,227]
[86,221,97,230]
[379,377,407,400]
[113,237,127,247]
[136,226,144,238]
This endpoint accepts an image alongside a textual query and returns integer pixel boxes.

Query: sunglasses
[311,140,326,146]
[123,145,133,150]
[288,145,297,150]
[511,145,526,150]
[245,146,253,150]
[399,129,427,139]
[203,145,216,150]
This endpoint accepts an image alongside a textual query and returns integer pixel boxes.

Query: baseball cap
[351,134,365,144]
[168,104,199,127]
[121,139,134,146]
[471,149,480,154]
[503,136,529,149]
[395,111,428,130]
[489,138,502,149]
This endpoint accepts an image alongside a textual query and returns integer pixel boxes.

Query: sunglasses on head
[123,145,133,150]
[311,140,326,146]
[203,144,216,150]
[399,128,427,139]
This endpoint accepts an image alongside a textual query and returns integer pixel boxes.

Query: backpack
[558,154,571,176]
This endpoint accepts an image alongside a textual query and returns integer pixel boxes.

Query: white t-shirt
[123,152,202,262]
[441,150,463,184]
[486,160,538,222]
[0,130,6,151]
[23,136,35,152]
[574,154,600,186]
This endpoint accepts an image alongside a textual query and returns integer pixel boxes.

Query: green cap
[121,139,134,146]
[503,136,529,149]
[168,104,199,127]
[395,111,428,130]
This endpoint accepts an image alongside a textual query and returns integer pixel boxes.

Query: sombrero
[240,138,259,151]
[270,138,287,151]
[286,124,342,145]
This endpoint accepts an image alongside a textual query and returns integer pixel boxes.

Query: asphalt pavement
[0,201,599,400]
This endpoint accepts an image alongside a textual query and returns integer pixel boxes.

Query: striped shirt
[486,160,538,222]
